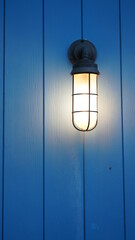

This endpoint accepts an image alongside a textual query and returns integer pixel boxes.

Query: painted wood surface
[121,0,135,239]
[4,0,43,239]
[0,0,4,239]
[84,0,124,239]
[0,0,135,240]
[44,0,84,239]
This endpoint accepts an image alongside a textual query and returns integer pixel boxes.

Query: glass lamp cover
[72,73,98,131]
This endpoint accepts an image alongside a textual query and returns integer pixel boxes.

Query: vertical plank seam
[83,132,86,240]
[43,0,45,239]
[82,0,85,238]
[2,0,5,239]
[119,0,126,240]
[81,0,84,40]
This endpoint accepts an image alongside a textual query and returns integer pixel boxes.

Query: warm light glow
[72,73,98,131]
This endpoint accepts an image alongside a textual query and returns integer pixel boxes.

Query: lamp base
[68,39,97,64]
[68,40,99,75]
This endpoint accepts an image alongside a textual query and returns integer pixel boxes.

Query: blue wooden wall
[0,0,4,238]
[0,0,135,240]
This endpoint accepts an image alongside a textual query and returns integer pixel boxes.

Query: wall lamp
[68,40,99,131]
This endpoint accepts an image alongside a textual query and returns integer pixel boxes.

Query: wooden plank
[4,1,43,239]
[44,0,84,239]
[84,0,124,239]
[121,0,135,239]
[0,0,4,239]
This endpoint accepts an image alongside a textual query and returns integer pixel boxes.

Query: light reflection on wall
[97,73,122,148]
[45,70,82,146]
[45,69,121,148]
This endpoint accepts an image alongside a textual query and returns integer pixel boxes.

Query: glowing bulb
[72,73,98,131]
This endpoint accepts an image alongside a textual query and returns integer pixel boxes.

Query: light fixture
[68,40,99,131]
